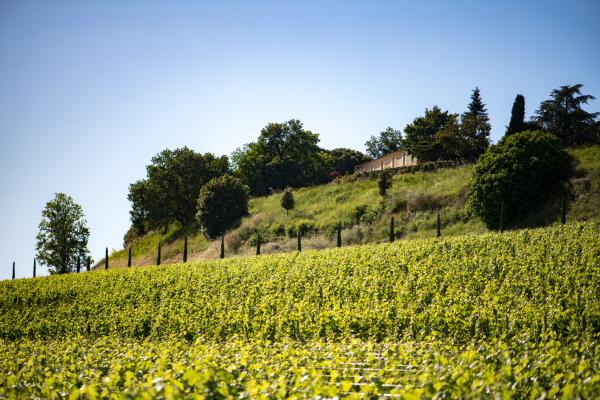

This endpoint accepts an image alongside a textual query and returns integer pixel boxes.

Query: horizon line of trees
[125,83,600,243]
[31,84,600,274]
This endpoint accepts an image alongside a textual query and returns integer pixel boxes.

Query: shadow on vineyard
[1,221,599,398]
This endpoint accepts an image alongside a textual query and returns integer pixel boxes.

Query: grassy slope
[104,145,600,268]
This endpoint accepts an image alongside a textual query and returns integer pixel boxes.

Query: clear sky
[1,0,599,279]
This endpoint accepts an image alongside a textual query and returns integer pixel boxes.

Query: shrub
[280,189,295,215]
[468,131,574,230]
[196,175,250,238]
[378,170,393,196]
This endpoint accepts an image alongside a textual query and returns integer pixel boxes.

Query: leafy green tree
[468,131,574,230]
[364,127,403,158]
[233,120,330,196]
[280,188,295,215]
[460,87,491,161]
[128,147,229,232]
[534,84,599,146]
[35,193,91,274]
[328,148,371,176]
[506,94,526,136]
[403,106,455,161]
[378,170,393,196]
[434,113,467,160]
[196,175,250,238]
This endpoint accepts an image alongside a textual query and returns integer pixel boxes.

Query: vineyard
[1,220,599,398]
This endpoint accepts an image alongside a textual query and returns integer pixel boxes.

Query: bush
[467,131,574,230]
[196,175,250,238]
[378,170,393,196]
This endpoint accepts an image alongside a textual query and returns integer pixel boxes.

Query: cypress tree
[390,217,395,242]
[297,231,302,252]
[87,257,91,272]
[76,256,80,273]
[128,247,132,267]
[105,248,108,269]
[437,212,441,238]
[506,94,525,136]
[156,242,161,265]
[33,258,36,278]
[337,223,342,247]
[256,232,261,255]
[183,235,188,262]
[12,261,15,279]
[220,235,225,259]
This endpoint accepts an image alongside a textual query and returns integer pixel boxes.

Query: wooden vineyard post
[337,223,342,248]
[220,235,225,259]
[390,217,395,243]
[437,212,441,238]
[105,248,109,270]
[499,202,505,232]
[183,235,188,262]
[256,232,261,256]
[128,247,132,267]
[156,242,161,266]
[561,193,567,224]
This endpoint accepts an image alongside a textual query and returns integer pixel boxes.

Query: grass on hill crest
[101,145,600,269]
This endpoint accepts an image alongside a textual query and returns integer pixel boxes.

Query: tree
[534,84,599,146]
[328,148,371,177]
[364,127,403,158]
[127,147,229,232]
[506,94,526,136]
[460,87,491,161]
[378,170,393,196]
[196,175,250,238]
[233,120,330,196]
[280,188,295,215]
[434,113,467,160]
[403,106,455,161]
[467,131,574,230]
[35,193,90,274]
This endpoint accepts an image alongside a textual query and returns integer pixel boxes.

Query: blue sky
[1,0,599,279]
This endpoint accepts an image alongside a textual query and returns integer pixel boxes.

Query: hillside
[1,221,599,398]
[104,145,600,268]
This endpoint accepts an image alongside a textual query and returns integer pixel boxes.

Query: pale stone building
[355,150,418,173]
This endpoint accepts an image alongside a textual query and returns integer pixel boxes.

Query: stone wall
[355,150,418,173]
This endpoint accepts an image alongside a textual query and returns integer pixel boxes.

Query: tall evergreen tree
[506,94,526,136]
[461,87,491,161]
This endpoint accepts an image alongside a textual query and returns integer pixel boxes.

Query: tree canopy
[506,94,526,136]
[128,147,229,233]
[402,106,456,161]
[459,87,491,161]
[196,175,250,238]
[364,127,403,158]
[36,193,90,274]
[534,84,599,146]
[468,131,574,230]
[328,148,371,176]
[233,120,330,196]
